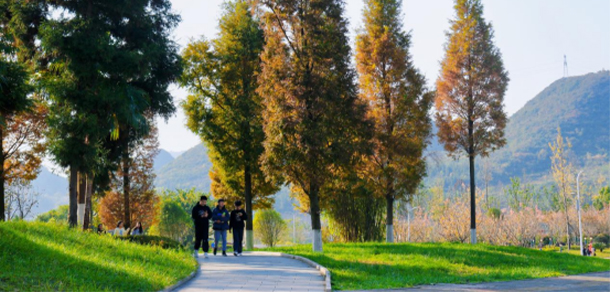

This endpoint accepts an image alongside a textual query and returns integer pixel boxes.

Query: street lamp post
[577,170,584,255]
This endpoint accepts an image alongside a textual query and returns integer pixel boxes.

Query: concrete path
[347,271,610,292]
[174,252,325,292]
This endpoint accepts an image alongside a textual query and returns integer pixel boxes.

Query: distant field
[0,221,197,291]
[263,242,610,290]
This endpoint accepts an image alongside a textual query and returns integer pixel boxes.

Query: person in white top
[114,221,127,236]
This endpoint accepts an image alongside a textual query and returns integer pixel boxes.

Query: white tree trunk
[77,203,85,225]
[386,224,394,243]
[312,229,323,252]
[246,229,254,250]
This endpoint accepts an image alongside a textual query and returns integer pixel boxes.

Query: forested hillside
[426,71,609,190]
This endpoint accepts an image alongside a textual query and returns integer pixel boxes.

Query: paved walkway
[174,252,325,292]
[347,271,610,292]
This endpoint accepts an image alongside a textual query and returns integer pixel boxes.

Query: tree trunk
[386,193,394,243]
[244,164,254,250]
[309,183,322,252]
[123,143,131,228]
[68,166,78,227]
[565,203,571,250]
[0,126,5,221]
[469,119,477,244]
[83,174,93,230]
[77,172,86,225]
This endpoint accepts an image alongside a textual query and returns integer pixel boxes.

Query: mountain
[154,149,174,171]
[30,167,69,218]
[426,70,610,188]
[168,150,186,158]
[154,143,213,192]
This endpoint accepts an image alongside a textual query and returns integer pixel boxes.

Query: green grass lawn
[0,221,197,291]
[263,242,610,290]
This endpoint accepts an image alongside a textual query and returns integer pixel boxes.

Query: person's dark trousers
[233,228,244,253]
[194,225,209,253]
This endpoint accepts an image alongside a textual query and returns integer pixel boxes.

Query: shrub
[116,235,184,250]
[487,208,502,220]
[254,209,286,247]
[593,233,610,246]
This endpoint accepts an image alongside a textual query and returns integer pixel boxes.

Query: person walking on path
[229,200,248,256]
[212,199,230,257]
[192,196,212,258]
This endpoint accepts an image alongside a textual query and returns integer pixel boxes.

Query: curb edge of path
[162,266,198,292]
[247,251,332,292]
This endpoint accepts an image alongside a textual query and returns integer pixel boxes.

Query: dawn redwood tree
[181,0,279,250]
[41,0,181,227]
[257,0,372,252]
[355,0,433,242]
[435,0,509,244]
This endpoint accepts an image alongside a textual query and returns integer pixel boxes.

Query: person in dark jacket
[192,196,212,258]
[229,200,248,256]
[212,199,230,256]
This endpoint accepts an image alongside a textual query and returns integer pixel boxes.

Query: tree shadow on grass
[9,222,194,277]
[314,255,563,291]
[0,227,163,291]
[369,243,609,272]
[290,243,610,291]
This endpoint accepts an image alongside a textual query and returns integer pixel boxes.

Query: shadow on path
[174,253,325,292]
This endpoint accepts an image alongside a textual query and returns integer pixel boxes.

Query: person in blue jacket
[212,199,230,256]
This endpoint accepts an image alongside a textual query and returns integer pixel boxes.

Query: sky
[158,0,610,154]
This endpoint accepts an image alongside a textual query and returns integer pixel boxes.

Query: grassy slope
[264,243,610,290]
[0,221,197,291]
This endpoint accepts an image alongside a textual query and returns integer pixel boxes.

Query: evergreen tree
[355,0,432,242]
[435,0,509,244]
[41,0,181,227]
[181,0,279,250]
[257,0,372,252]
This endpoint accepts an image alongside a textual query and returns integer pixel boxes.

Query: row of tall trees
[180,0,508,250]
[0,0,182,229]
[2,0,509,251]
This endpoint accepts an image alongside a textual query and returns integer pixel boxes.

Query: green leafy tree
[322,172,386,242]
[180,0,279,250]
[257,0,372,252]
[254,209,285,247]
[505,177,535,211]
[355,0,433,242]
[36,205,69,223]
[150,189,210,245]
[434,0,509,244]
[593,186,610,211]
[157,198,191,244]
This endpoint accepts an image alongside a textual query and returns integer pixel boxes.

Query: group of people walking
[192,196,247,258]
